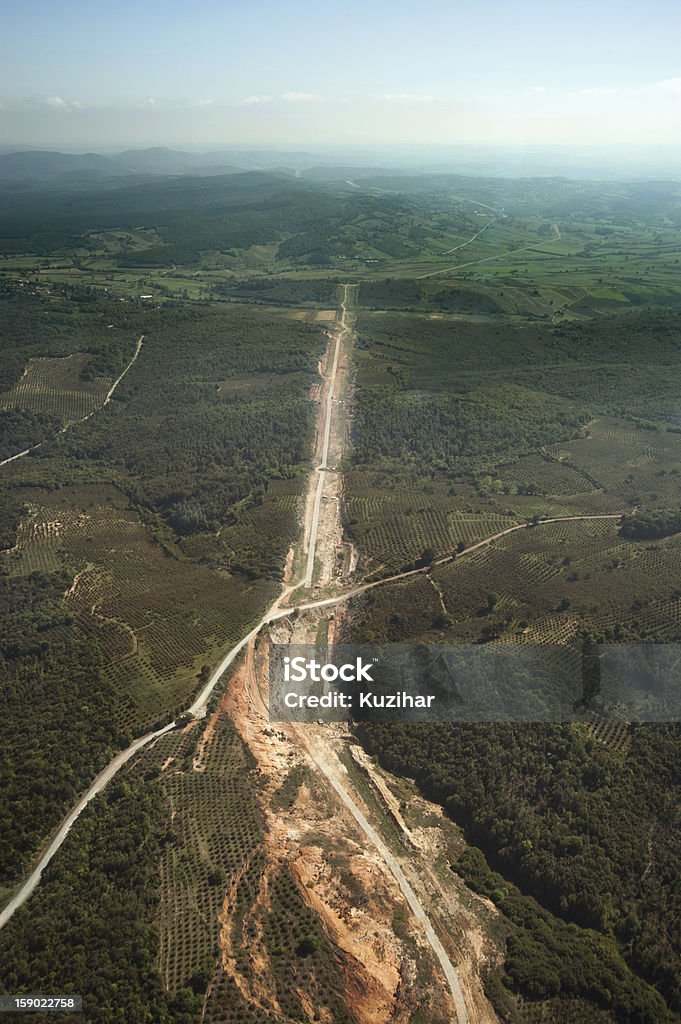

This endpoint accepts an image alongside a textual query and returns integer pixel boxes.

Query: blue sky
[2,0,681,146]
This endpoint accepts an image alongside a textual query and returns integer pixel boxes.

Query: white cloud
[570,86,618,97]
[381,92,435,103]
[241,94,273,105]
[35,96,84,111]
[281,91,324,102]
[194,98,214,107]
[529,86,546,94]
[648,77,681,95]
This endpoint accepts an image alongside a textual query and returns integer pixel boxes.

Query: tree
[417,546,436,568]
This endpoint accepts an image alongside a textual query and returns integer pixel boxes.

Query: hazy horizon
[3,142,681,182]
[3,0,681,150]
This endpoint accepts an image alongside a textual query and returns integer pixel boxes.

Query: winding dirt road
[291,512,626,616]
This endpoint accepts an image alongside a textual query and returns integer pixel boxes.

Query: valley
[0,165,680,1024]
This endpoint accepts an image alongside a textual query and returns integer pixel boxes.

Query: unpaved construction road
[0,287,474,1018]
[304,737,471,1022]
[0,500,623,938]
[237,286,475,1020]
[302,283,350,587]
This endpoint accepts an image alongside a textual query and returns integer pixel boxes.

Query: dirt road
[0,300,357,930]
[417,219,563,280]
[0,718,175,931]
[417,240,546,280]
[303,284,350,587]
[0,494,626,935]
[290,512,627,617]
[440,218,494,256]
[248,285,475,1020]
[101,334,144,406]
[301,733,471,1022]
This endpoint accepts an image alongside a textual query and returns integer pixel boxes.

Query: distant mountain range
[0,147,249,182]
[3,144,681,186]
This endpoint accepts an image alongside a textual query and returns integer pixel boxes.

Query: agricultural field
[0,291,326,893]
[429,515,681,644]
[4,169,681,319]
[0,753,189,1023]
[3,486,279,733]
[0,353,112,425]
[146,715,266,999]
[345,469,518,574]
[124,701,352,1023]
[345,307,681,577]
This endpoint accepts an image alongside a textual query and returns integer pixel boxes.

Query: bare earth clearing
[223,288,497,1022]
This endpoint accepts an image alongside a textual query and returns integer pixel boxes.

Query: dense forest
[0,173,432,266]
[0,281,150,462]
[347,308,681,496]
[0,280,136,391]
[355,720,681,1020]
[60,303,322,547]
[0,173,319,256]
[0,288,323,562]
[0,772,198,1024]
[352,388,586,474]
[619,510,681,540]
[359,278,503,313]
[0,571,118,883]
[211,277,339,306]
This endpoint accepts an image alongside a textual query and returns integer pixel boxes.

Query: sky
[2,0,681,149]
